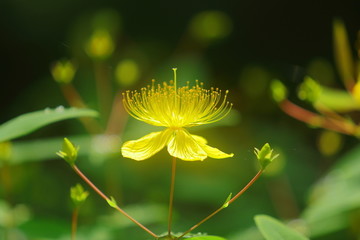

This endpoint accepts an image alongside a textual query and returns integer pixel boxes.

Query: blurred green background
[1,0,360,239]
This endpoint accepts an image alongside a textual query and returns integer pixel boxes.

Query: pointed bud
[56,138,79,166]
[254,143,279,170]
[222,193,232,208]
[106,196,118,209]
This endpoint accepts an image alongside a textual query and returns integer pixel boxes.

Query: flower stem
[177,169,263,239]
[71,207,79,240]
[168,157,177,235]
[60,83,102,134]
[72,165,158,238]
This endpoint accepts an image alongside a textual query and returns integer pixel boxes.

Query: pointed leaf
[0,107,98,142]
[255,215,309,240]
[222,193,232,208]
[186,236,227,240]
[106,196,118,209]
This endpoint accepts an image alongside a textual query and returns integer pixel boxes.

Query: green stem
[72,165,158,238]
[168,157,177,235]
[177,169,263,239]
[71,207,79,240]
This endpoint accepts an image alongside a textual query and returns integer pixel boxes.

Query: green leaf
[0,107,98,142]
[106,196,118,209]
[302,143,360,237]
[186,236,227,240]
[255,215,309,240]
[222,193,232,208]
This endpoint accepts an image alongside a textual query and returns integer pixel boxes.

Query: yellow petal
[199,143,234,159]
[191,134,208,144]
[167,129,207,161]
[192,134,234,159]
[121,129,173,160]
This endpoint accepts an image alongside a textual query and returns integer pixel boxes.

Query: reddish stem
[177,170,263,239]
[71,207,79,240]
[72,165,158,238]
[280,100,356,135]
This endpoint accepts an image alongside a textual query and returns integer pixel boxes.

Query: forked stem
[177,169,263,239]
[168,157,177,235]
[72,165,158,238]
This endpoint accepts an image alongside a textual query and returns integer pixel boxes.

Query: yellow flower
[121,68,234,161]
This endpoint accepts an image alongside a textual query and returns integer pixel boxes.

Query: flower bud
[254,143,279,170]
[51,59,77,84]
[56,138,79,166]
[70,183,89,206]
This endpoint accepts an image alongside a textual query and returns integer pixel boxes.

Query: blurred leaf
[227,226,263,240]
[302,144,360,237]
[255,215,309,240]
[314,86,359,112]
[10,135,91,165]
[0,107,98,142]
[333,18,355,90]
[298,77,359,112]
[0,200,31,227]
[186,236,227,240]
[19,217,69,239]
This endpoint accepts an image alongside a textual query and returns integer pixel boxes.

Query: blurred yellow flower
[121,69,234,161]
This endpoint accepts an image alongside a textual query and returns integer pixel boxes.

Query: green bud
[222,193,232,208]
[298,76,322,103]
[189,11,232,44]
[70,184,89,206]
[270,80,288,102]
[56,138,79,166]
[51,59,77,84]
[115,59,140,87]
[254,143,279,170]
[85,29,114,60]
[106,196,118,209]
